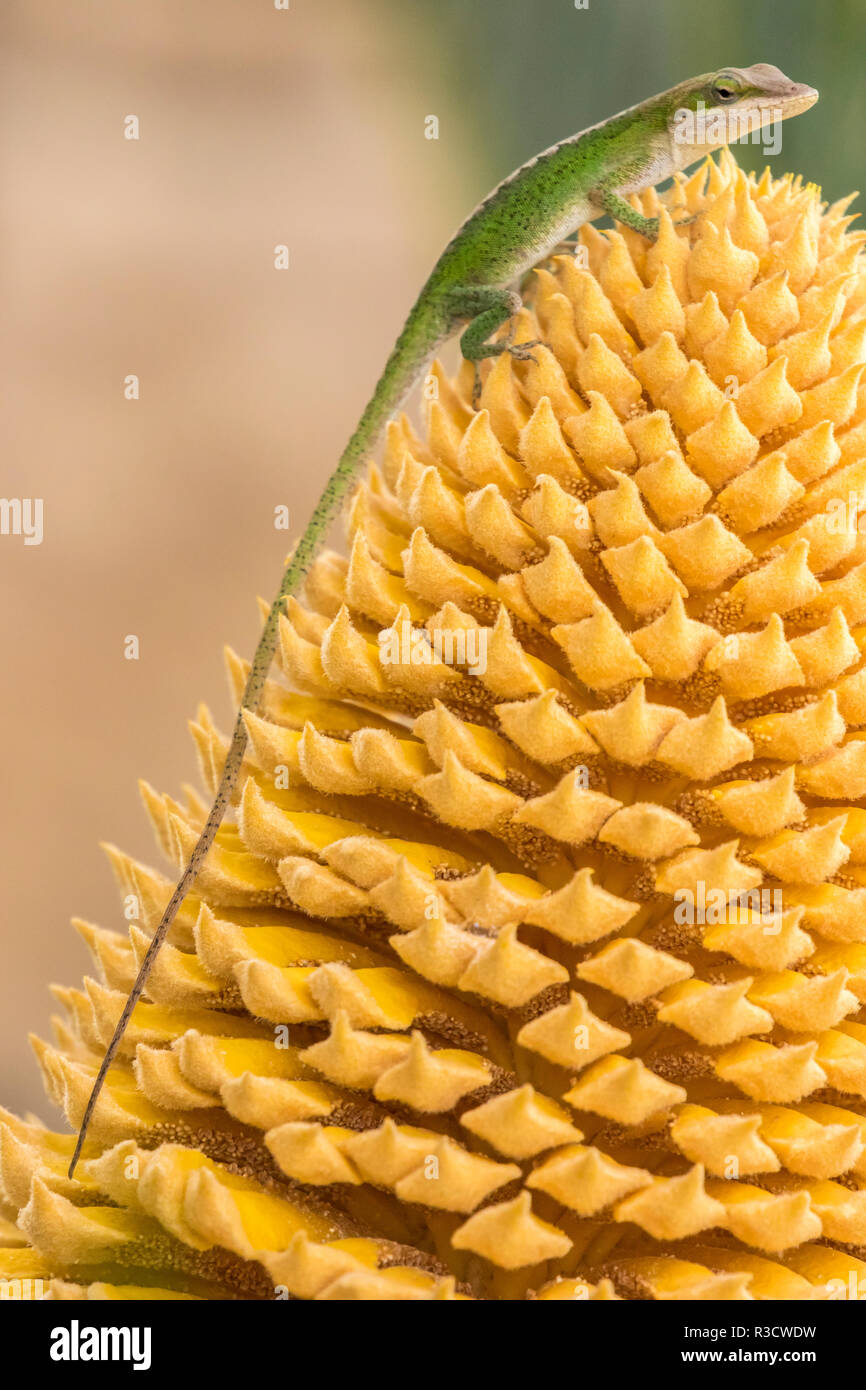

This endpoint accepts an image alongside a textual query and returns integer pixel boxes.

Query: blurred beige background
[0,0,477,1116]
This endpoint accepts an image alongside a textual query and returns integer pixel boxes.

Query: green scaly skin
[70,63,818,1174]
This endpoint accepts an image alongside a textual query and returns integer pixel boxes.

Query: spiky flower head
[5,151,866,1302]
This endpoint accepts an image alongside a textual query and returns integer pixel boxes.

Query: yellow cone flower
[5,151,866,1302]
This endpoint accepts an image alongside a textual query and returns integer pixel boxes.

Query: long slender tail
[68,302,446,1175]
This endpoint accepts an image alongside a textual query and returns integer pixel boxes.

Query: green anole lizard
[69,63,817,1175]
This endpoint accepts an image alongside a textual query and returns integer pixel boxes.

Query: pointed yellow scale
[612,1257,752,1302]
[563,380,637,471]
[703,906,813,974]
[686,1247,818,1301]
[635,449,712,529]
[393,1137,521,1212]
[458,407,527,492]
[589,474,659,553]
[74,920,136,992]
[798,736,866,800]
[517,992,629,1071]
[656,839,762,899]
[238,783,383,859]
[338,1119,441,1192]
[413,702,512,780]
[480,606,575,700]
[615,1165,726,1241]
[19,1179,168,1267]
[528,1144,651,1215]
[742,691,845,763]
[305,962,467,1033]
[83,980,268,1054]
[716,1039,827,1103]
[580,681,683,765]
[660,513,752,590]
[747,968,858,1033]
[222,1068,341,1128]
[346,529,433,626]
[173,1032,314,1089]
[519,538,599,624]
[266,1123,363,1187]
[233,962,322,1024]
[460,1084,583,1159]
[148,1145,334,1259]
[709,768,805,838]
[299,1013,412,1091]
[630,591,720,682]
[817,1020,866,1095]
[704,614,805,701]
[457,925,569,1008]
[277,857,372,919]
[567,238,642,334]
[327,834,470,885]
[242,710,302,778]
[748,1105,864,1179]
[706,1179,821,1253]
[133,1046,218,1112]
[0,1121,101,1210]
[809,806,866,862]
[564,1055,686,1125]
[260,1232,391,1300]
[296,723,373,796]
[373,1033,493,1112]
[512,773,620,846]
[194,908,380,981]
[439,867,546,928]
[126,926,220,1007]
[811,942,866,1002]
[191,1170,334,1260]
[670,1103,779,1177]
[751,817,850,884]
[32,1041,191,1139]
[452,1190,571,1270]
[520,474,592,553]
[657,978,772,1047]
[522,867,639,944]
[783,885,866,945]
[156,801,285,903]
[402,526,501,610]
[577,938,693,1002]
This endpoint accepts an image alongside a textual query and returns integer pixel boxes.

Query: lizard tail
[68,301,448,1175]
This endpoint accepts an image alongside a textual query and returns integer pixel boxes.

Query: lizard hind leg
[444,284,542,406]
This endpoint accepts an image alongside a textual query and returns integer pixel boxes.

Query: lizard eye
[711,82,739,102]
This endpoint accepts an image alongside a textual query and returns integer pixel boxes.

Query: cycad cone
[6,149,866,1303]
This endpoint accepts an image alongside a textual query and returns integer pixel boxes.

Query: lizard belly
[616,148,677,195]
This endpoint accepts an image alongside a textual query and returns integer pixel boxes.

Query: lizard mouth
[770,85,819,119]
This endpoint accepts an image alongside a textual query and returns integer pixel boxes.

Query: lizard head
[667,64,818,168]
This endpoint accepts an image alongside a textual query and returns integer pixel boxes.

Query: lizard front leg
[590,184,660,241]
[443,285,541,406]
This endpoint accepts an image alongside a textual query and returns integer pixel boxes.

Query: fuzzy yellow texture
[5,151,866,1301]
